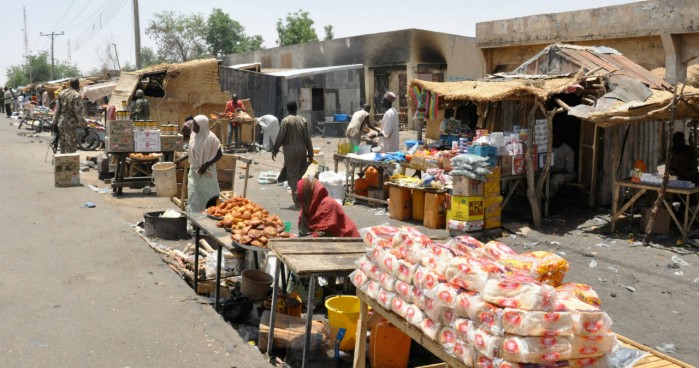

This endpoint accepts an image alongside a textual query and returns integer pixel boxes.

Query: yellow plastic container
[370,321,411,368]
[325,295,360,351]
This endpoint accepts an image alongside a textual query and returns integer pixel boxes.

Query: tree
[140,47,164,68]
[205,8,264,56]
[276,10,319,46]
[324,25,334,41]
[5,51,80,87]
[145,11,207,63]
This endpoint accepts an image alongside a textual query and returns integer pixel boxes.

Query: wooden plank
[353,299,369,368]
[356,290,467,368]
[616,334,691,368]
[279,253,363,275]
[269,243,366,255]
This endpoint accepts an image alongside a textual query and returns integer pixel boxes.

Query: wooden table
[333,154,397,205]
[611,179,699,243]
[267,237,366,368]
[185,212,269,311]
[109,151,175,195]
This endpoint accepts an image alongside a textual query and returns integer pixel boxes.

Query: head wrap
[188,115,220,171]
[297,177,360,238]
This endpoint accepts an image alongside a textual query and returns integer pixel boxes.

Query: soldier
[52,78,86,153]
[131,89,150,121]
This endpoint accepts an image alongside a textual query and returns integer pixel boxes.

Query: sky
[1,0,641,86]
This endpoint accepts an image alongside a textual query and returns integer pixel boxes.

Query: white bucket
[152,162,177,197]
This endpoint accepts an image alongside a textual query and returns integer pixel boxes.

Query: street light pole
[133,0,141,69]
[112,43,121,70]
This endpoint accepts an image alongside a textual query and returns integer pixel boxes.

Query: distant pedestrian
[52,78,86,153]
[4,87,13,118]
[378,92,399,153]
[256,114,279,152]
[225,93,246,147]
[272,101,314,208]
[0,88,5,114]
[40,85,49,107]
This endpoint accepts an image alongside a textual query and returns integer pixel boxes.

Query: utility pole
[41,31,65,80]
[112,44,121,70]
[133,0,142,69]
[23,7,32,83]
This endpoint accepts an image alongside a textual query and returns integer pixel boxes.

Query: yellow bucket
[325,295,360,351]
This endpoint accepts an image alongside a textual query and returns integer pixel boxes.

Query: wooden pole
[524,103,542,229]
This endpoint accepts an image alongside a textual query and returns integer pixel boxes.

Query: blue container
[333,114,350,122]
[467,145,497,157]
[440,134,460,147]
[404,140,422,151]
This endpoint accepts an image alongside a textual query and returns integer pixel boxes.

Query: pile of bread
[351,226,616,368]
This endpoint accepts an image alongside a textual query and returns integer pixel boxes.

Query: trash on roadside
[655,344,676,353]
[671,255,691,267]
[258,171,279,184]
[589,259,598,268]
[80,202,96,208]
[620,284,636,292]
[674,271,684,276]
[608,266,618,273]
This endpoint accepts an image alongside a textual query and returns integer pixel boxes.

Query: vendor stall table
[185,212,269,311]
[353,289,692,368]
[333,154,396,205]
[266,237,365,368]
[110,151,174,195]
[611,179,699,243]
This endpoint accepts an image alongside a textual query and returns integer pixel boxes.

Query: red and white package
[412,286,426,310]
[467,324,502,359]
[360,225,399,248]
[569,356,611,368]
[467,294,504,336]
[472,351,495,368]
[420,318,442,340]
[377,248,399,274]
[499,335,573,364]
[440,308,457,326]
[365,280,380,299]
[378,272,397,292]
[556,296,612,336]
[499,251,570,287]
[391,296,408,317]
[501,308,573,336]
[414,267,441,291]
[392,226,431,253]
[482,241,517,261]
[376,288,396,310]
[425,282,462,308]
[422,295,444,321]
[439,326,458,348]
[452,318,473,341]
[481,274,556,311]
[359,259,381,282]
[405,303,426,326]
[394,279,413,303]
[556,283,602,307]
[446,256,506,292]
[446,235,484,257]
[350,269,369,290]
[407,242,430,264]
[394,258,418,283]
[422,243,456,276]
[454,290,478,318]
[570,334,617,359]
[453,339,474,366]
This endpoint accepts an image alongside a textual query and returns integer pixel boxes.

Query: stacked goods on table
[105,118,183,153]
[351,226,619,367]
[206,197,291,248]
[448,154,493,232]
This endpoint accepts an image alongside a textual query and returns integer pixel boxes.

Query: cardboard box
[410,156,426,170]
[486,167,501,182]
[467,145,497,157]
[501,155,526,175]
[54,153,80,173]
[106,120,133,135]
[484,205,502,217]
[105,136,134,152]
[484,196,503,206]
[640,207,671,235]
[161,134,183,151]
[450,195,484,221]
[424,158,440,170]
[424,192,447,229]
[483,181,501,196]
[134,130,161,152]
[484,216,501,229]
[55,171,80,187]
[452,176,484,197]
[388,186,412,221]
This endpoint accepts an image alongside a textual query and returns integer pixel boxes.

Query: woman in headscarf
[174,115,223,212]
[297,177,359,237]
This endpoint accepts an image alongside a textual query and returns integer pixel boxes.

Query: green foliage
[146,11,207,62]
[324,25,334,41]
[140,47,164,68]
[276,10,319,46]
[4,51,81,87]
[205,8,264,56]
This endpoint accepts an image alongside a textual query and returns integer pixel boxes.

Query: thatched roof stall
[407,44,699,229]
[109,58,231,127]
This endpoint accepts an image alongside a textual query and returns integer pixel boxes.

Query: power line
[74,0,128,50]
[41,32,65,80]
[48,0,77,31]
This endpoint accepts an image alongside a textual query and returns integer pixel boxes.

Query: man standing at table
[225,94,246,147]
[378,92,399,153]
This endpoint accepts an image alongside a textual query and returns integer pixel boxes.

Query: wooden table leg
[193,227,200,293]
[663,199,686,239]
[302,274,317,368]
[353,297,369,368]
[611,183,621,233]
[684,194,690,244]
[214,244,223,312]
[266,261,282,358]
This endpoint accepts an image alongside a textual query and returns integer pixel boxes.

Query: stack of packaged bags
[351,226,619,368]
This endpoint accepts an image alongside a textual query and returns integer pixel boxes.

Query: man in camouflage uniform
[52,78,86,154]
[131,89,150,120]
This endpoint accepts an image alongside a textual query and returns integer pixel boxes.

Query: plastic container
[370,321,411,368]
[333,114,350,122]
[152,162,177,197]
[241,269,273,301]
[358,145,371,154]
[325,295,360,351]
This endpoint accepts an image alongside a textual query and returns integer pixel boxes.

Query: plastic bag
[422,296,444,321]
[420,318,442,340]
[422,243,456,276]
[438,326,457,348]
[405,303,426,326]
[452,153,489,166]
[365,280,380,299]
[394,259,418,283]
[376,288,396,310]
[446,256,506,292]
[556,283,602,307]
[500,251,570,287]
[454,339,475,367]
[425,282,461,308]
[454,290,478,318]
[467,325,501,359]
[414,266,440,291]
[453,317,473,341]
[501,308,573,337]
[482,241,518,261]
[359,258,381,282]
[570,333,617,359]
[449,169,486,181]
[359,225,399,248]
[465,294,504,335]
[378,272,397,292]
[440,308,457,326]
[446,235,484,257]
[257,171,279,184]
[481,274,556,311]
[556,296,612,336]
[394,279,413,303]
[377,249,399,274]
[499,335,572,363]
[349,270,369,290]
[391,296,408,317]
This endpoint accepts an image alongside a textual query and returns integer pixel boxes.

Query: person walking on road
[0,88,5,115]
[40,85,50,107]
[272,101,314,208]
[4,87,13,118]
[52,78,86,154]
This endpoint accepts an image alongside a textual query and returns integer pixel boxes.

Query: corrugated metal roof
[511,44,672,90]
[264,64,363,78]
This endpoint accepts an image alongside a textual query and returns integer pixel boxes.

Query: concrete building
[476,0,699,84]
[221,29,484,130]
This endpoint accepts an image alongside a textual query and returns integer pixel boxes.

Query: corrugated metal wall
[219,68,284,120]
